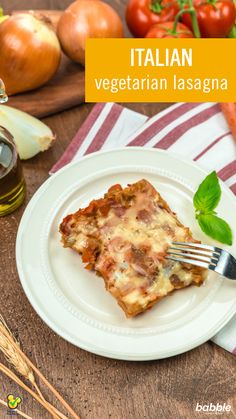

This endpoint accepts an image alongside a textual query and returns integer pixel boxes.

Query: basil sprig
[193,171,233,245]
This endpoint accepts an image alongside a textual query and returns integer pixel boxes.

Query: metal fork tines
[166,242,236,280]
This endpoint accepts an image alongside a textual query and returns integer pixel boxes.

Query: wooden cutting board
[7,10,85,118]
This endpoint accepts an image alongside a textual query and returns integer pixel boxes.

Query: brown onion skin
[57,0,124,66]
[12,10,63,31]
[0,14,61,95]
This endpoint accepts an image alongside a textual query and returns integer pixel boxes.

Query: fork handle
[221,256,236,280]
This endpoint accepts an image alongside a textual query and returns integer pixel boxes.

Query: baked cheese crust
[60,179,207,317]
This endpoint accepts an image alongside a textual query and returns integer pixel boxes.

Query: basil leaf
[198,214,233,245]
[193,171,221,212]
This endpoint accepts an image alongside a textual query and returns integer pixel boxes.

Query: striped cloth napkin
[51,102,236,355]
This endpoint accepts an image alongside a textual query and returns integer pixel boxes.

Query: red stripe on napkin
[154,104,220,150]
[230,183,236,194]
[194,132,231,161]
[51,102,236,189]
[218,160,236,181]
[84,105,123,155]
[51,103,106,173]
[128,103,200,147]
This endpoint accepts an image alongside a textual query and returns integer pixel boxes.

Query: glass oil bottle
[0,80,26,216]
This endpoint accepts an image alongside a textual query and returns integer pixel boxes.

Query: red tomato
[182,0,236,38]
[126,0,179,37]
[145,21,194,37]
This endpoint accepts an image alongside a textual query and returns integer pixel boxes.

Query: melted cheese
[95,189,195,309]
[62,180,206,316]
[98,192,189,253]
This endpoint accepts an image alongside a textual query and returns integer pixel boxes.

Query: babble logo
[196,402,231,413]
[7,394,22,410]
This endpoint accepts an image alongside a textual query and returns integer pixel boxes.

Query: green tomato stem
[177,0,187,9]
[206,0,217,5]
[150,0,163,14]
[172,9,188,33]
[228,24,236,38]
[187,0,201,37]
[172,3,200,37]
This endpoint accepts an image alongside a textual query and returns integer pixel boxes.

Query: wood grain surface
[0,1,235,419]
[8,54,85,118]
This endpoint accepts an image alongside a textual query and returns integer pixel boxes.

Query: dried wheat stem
[0,398,33,419]
[0,321,80,419]
[33,380,45,400]
[0,320,59,419]
[32,381,68,419]
[24,355,80,419]
[0,363,61,419]
[0,363,66,419]
[50,405,69,419]
[0,315,80,419]
[0,322,36,385]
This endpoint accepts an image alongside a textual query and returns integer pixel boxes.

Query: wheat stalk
[0,363,61,418]
[0,316,65,419]
[0,398,33,419]
[0,315,78,418]
[0,318,35,383]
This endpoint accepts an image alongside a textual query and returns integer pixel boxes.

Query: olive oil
[0,80,26,216]
[0,127,26,216]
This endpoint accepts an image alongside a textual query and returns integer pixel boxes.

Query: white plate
[16,148,236,360]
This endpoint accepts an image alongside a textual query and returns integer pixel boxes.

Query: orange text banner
[85,39,236,103]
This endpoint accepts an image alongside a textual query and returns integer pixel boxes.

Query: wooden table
[0,1,235,418]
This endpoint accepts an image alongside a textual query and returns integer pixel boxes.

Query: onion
[0,105,55,159]
[12,10,63,31]
[0,13,61,95]
[57,0,124,65]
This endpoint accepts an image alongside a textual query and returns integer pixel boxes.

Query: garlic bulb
[0,105,55,159]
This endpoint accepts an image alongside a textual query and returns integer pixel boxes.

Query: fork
[166,242,236,280]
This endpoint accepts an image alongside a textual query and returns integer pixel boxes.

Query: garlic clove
[0,105,55,159]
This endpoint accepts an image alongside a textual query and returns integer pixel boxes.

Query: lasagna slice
[60,179,207,317]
